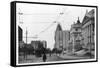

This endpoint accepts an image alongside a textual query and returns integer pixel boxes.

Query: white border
[16,3,97,66]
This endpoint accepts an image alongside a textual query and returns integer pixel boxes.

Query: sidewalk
[57,54,90,60]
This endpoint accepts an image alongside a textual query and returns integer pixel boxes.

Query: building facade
[42,40,47,48]
[82,9,95,52]
[62,31,70,51]
[31,40,47,50]
[54,24,63,50]
[54,23,70,51]
[18,26,24,48]
[69,18,83,53]
[18,26,23,42]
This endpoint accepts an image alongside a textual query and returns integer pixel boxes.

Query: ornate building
[69,17,83,53]
[82,9,95,53]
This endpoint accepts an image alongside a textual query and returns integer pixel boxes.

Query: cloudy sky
[16,3,94,49]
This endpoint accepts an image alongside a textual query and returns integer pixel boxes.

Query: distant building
[82,9,95,51]
[62,31,70,51]
[54,24,63,50]
[54,23,70,51]
[69,17,83,53]
[42,40,47,48]
[31,41,38,49]
[18,26,23,42]
[31,40,47,50]
[31,41,41,50]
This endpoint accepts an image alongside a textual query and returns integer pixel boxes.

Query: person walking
[43,54,47,62]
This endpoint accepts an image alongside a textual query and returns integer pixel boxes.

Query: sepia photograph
[11,1,98,66]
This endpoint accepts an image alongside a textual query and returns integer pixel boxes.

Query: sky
[16,3,94,49]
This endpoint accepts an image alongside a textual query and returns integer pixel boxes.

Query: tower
[54,23,63,50]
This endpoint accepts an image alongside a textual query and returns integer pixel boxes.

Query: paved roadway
[19,54,65,64]
[19,54,90,64]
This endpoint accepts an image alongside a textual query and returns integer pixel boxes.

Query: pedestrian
[43,54,47,62]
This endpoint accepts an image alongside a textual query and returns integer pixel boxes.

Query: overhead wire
[18,8,67,39]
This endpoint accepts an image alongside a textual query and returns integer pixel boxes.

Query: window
[75,28,78,31]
